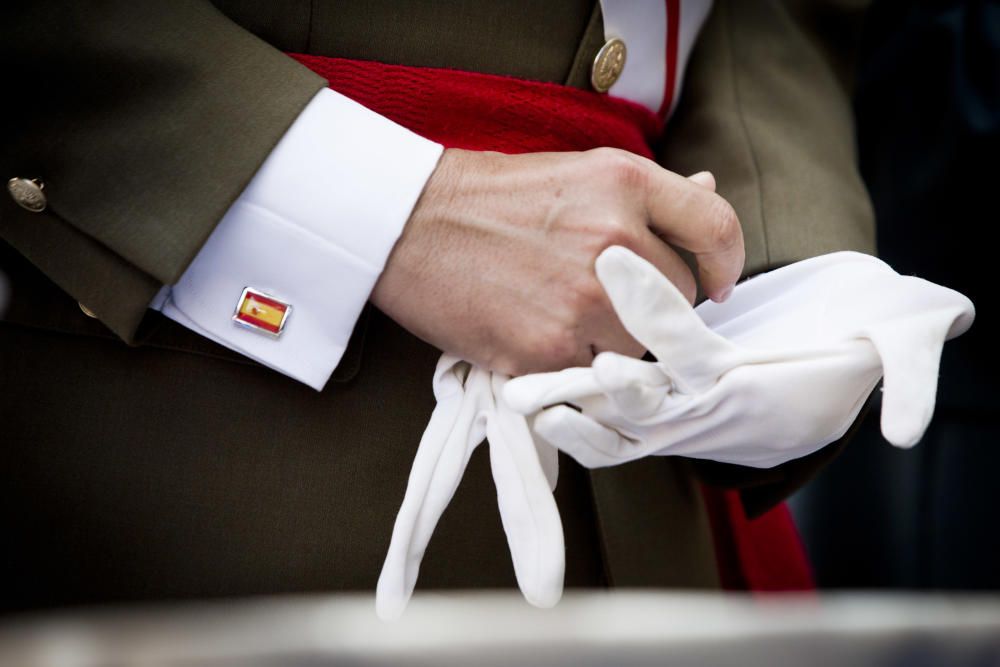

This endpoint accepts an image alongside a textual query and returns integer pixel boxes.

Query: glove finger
[488,382,565,608]
[533,405,651,468]
[376,365,486,620]
[595,246,738,391]
[530,414,560,491]
[494,372,558,490]
[502,366,602,415]
[868,303,973,448]
[592,352,672,419]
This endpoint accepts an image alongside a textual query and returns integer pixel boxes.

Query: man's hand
[371,147,744,376]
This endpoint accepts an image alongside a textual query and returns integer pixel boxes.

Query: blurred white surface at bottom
[2,591,999,666]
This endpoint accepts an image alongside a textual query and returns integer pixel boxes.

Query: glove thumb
[595,246,739,391]
[867,291,974,448]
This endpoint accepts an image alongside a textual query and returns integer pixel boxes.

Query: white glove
[504,246,975,469]
[376,354,563,620]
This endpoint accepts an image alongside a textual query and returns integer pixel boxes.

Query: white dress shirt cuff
[152,87,444,390]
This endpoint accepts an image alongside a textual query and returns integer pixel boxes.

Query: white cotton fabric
[375,356,563,621]
[379,246,973,618]
[154,88,444,390]
[503,246,975,470]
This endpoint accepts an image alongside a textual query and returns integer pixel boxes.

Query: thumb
[595,245,737,392]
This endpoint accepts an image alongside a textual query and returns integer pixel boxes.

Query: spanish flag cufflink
[233,287,291,338]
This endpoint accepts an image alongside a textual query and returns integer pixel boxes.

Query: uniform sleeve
[0,1,327,340]
[151,88,443,390]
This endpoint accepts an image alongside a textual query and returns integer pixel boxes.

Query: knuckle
[595,216,634,247]
[588,146,623,164]
[593,148,646,191]
[580,213,635,251]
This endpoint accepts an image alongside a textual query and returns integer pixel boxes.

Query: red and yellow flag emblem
[233,288,291,337]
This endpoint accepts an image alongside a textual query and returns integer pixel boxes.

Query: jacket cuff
[153,88,443,390]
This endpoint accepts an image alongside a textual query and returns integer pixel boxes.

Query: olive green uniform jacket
[0,1,874,610]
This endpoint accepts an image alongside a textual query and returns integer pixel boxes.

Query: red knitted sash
[288,53,813,593]
[288,54,663,157]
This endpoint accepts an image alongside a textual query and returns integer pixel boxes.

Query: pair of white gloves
[376,246,975,619]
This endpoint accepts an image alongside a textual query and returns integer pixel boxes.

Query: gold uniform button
[78,302,98,319]
[591,37,627,93]
[7,177,47,213]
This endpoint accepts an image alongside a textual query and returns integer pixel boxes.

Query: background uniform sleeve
[656,0,876,513]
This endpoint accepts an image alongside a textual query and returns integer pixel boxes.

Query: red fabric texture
[288,52,814,592]
[288,54,662,158]
[701,486,814,591]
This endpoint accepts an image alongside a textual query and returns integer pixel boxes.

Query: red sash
[289,53,814,592]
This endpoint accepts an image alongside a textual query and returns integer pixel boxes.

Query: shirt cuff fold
[154,87,444,390]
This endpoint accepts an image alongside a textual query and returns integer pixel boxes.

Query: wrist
[371,147,476,314]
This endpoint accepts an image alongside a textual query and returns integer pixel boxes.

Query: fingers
[503,366,603,415]
[579,171,712,360]
[578,235,697,366]
[640,164,745,302]
[617,170,713,307]
[375,381,483,620]
[867,309,966,448]
[533,405,647,468]
[592,352,672,420]
[595,246,737,391]
[628,227,697,304]
[585,302,647,360]
[530,414,560,491]
[594,245,690,361]
[584,230,691,359]
[494,374,559,489]
[488,376,565,608]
